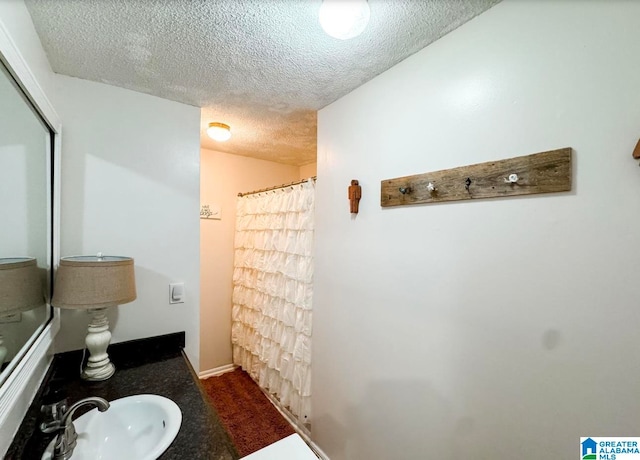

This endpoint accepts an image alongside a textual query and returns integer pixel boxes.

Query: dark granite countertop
[5,333,239,460]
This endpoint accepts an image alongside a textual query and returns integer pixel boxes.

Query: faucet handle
[40,420,62,434]
[40,399,68,428]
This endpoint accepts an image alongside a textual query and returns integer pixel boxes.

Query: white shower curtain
[231,180,314,425]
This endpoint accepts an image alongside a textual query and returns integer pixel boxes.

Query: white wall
[50,75,202,369]
[313,1,640,458]
[200,149,299,372]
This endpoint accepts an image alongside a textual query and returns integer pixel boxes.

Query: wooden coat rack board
[380,147,572,208]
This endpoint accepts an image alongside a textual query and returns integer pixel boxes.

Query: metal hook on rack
[504,173,519,184]
[427,182,436,193]
[399,186,412,195]
[465,177,472,192]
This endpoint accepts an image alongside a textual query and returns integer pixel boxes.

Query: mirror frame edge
[0,17,61,454]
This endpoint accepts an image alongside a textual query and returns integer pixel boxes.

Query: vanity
[5,332,239,459]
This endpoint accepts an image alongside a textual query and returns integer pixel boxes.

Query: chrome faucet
[40,396,110,460]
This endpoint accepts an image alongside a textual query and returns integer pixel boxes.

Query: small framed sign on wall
[200,203,221,220]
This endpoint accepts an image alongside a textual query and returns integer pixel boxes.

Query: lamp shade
[0,258,44,315]
[52,256,136,310]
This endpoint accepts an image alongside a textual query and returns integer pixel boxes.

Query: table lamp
[0,257,45,365]
[52,254,136,381]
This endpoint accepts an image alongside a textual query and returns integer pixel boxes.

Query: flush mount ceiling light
[207,122,232,142]
[319,0,370,40]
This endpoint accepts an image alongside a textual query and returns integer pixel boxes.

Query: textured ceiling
[25,0,500,166]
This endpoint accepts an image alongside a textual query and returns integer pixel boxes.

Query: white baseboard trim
[308,439,330,460]
[259,389,330,460]
[198,364,237,379]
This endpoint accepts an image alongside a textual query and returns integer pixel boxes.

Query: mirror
[0,58,52,387]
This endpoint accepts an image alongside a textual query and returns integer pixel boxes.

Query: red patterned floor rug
[201,368,296,457]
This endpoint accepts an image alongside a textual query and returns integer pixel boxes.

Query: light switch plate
[169,282,185,304]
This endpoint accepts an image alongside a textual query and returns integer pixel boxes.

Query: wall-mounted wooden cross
[349,180,361,214]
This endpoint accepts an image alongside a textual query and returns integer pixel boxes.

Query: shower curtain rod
[237,176,317,197]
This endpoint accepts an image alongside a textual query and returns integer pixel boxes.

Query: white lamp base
[82,308,115,381]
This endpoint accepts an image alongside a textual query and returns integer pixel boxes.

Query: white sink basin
[42,394,182,460]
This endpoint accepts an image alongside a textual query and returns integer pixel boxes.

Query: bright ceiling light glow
[207,122,231,142]
[319,0,370,40]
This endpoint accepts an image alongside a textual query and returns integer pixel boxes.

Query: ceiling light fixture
[207,122,232,142]
[319,0,370,40]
